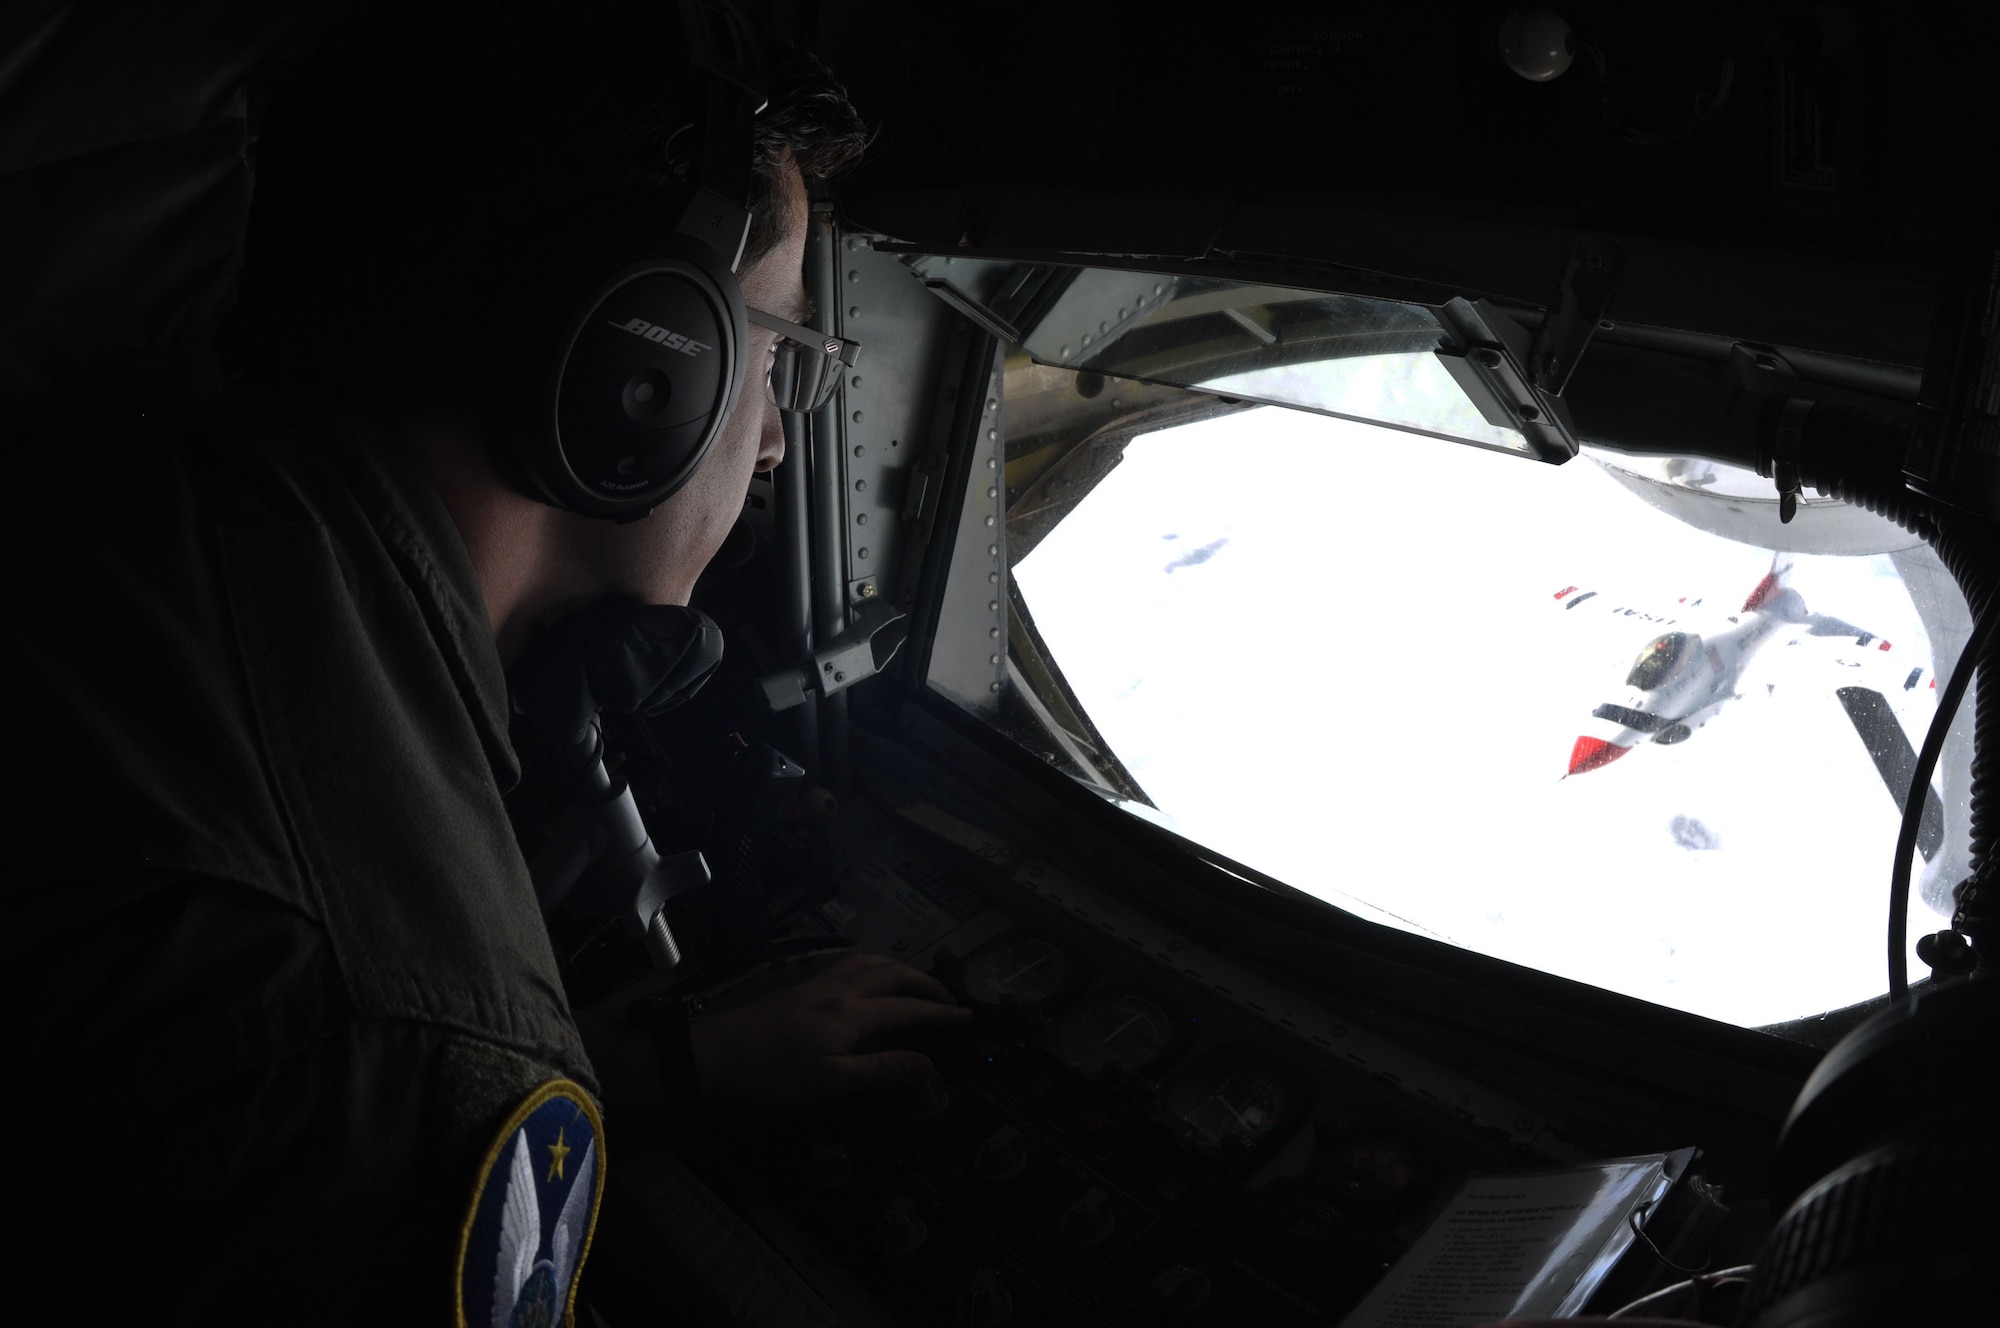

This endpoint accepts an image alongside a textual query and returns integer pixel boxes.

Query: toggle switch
[869,1196,928,1256]
[1150,1264,1213,1316]
[954,1268,1013,1328]
[1056,1187,1117,1249]
[973,1126,1029,1181]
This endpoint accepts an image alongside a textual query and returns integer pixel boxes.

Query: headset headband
[675,0,768,270]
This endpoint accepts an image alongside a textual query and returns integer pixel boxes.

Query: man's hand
[688,952,973,1110]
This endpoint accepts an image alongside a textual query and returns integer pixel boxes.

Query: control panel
[695,793,1582,1326]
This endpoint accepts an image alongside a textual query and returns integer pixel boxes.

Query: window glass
[985,396,1968,1028]
[911,257,1539,456]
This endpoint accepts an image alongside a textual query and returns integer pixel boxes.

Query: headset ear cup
[513,235,747,520]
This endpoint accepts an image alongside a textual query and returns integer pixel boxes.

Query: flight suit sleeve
[8,873,584,1325]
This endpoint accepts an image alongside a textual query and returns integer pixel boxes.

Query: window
[938,356,1970,1030]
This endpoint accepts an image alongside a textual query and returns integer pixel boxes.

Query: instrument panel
[698,796,1565,1326]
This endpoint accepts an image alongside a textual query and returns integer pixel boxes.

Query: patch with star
[456,1079,605,1328]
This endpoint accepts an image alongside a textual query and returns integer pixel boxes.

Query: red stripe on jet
[1743,572,1782,612]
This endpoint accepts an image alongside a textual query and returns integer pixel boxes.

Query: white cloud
[1016,407,1952,1026]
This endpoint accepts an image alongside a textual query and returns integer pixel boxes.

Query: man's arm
[9,873,578,1323]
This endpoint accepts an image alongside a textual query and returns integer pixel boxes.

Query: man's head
[230,1,865,650]
[550,157,810,613]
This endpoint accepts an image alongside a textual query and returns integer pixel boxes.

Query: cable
[1889,592,2000,998]
[1606,1265,1754,1320]
[1627,1201,1710,1277]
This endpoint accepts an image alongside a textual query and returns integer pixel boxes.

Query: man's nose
[756,404,787,472]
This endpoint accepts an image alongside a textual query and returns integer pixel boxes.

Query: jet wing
[1835,686,1945,863]
[1801,621,1927,690]
[1550,585,1701,627]
[1803,613,1897,651]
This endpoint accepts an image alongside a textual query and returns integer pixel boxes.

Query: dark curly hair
[228,0,866,402]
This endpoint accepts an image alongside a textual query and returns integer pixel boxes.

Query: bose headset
[500,0,770,522]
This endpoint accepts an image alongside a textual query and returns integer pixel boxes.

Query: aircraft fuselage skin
[1599,612,1783,749]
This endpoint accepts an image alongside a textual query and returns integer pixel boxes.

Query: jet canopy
[1626,631,1701,691]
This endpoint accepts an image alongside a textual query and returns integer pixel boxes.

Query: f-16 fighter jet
[1558,557,1922,777]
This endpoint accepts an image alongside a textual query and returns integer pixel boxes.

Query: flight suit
[3,392,593,1321]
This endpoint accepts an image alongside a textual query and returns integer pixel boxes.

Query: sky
[1013,401,1960,1027]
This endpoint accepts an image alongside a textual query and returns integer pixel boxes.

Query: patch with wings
[456,1080,604,1328]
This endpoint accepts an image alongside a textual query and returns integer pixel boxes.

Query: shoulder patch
[457,1079,605,1328]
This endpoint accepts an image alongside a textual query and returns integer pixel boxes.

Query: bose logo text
[610,317,711,357]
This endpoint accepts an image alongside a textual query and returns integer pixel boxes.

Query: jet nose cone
[1567,735,1632,776]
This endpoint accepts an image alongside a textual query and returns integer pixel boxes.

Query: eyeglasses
[748,306,862,413]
